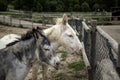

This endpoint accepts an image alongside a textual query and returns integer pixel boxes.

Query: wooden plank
[82,21,91,32]
[81,42,91,69]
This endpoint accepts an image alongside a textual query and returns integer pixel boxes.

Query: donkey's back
[0,48,29,80]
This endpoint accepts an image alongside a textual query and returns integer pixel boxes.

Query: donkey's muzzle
[54,62,60,70]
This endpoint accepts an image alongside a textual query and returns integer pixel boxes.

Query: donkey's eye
[44,48,49,51]
[68,35,73,38]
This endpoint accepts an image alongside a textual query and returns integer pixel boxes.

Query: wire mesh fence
[94,31,110,64]
[68,18,120,80]
[92,31,119,80]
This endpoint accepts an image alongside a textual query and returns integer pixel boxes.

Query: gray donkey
[0,27,60,80]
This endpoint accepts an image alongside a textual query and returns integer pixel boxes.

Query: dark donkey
[0,27,60,80]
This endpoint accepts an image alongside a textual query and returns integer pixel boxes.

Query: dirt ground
[0,25,88,80]
[99,25,120,44]
[0,25,28,38]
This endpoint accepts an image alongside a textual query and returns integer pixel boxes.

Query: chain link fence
[68,18,120,80]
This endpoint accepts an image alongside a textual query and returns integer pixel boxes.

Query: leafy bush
[81,2,90,12]
[73,4,80,11]
[0,0,7,11]
[56,4,64,12]
[93,3,99,11]
[36,3,43,12]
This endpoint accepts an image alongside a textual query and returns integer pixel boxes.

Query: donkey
[0,27,60,80]
[0,14,83,80]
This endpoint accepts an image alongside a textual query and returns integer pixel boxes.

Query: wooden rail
[81,42,91,69]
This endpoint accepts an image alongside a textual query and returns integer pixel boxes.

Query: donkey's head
[35,27,60,69]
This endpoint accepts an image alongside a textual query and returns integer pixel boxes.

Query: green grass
[59,50,68,61]
[0,29,6,32]
[68,61,85,71]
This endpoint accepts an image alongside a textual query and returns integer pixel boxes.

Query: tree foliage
[73,4,81,11]
[93,3,100,11]
[0,0,8,11]
[81,2,90,12]
[0,0,119,12]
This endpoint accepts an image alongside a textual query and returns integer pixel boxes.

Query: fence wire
[69,18,119,80]
[94,31,110,65]
[92,31,119,80]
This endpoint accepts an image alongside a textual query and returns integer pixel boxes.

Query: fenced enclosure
[0,12,120,80]
[0,11,120,27]
[0,11,56,28]
[0,15,42,28]
[68,18,120,80]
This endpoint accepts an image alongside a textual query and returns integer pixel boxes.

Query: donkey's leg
[32,61,39,80]
[42,64,48,80]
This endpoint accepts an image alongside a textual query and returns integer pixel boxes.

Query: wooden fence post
[89,20,97,80]
[31,16,33,28]
[90,20,97,64]
[10,17,12,26]
[42,15,46,26]
[3,16,5,23]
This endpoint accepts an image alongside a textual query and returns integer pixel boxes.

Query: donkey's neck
[9,37,37,65]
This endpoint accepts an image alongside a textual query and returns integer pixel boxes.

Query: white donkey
[0,14,83,80]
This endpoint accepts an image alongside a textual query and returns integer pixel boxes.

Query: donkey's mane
[6,28,38,47]
[6,27,51,47]
[6,40,19,47]
[4,28,42,61]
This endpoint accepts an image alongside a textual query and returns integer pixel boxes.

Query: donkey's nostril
[56,62,60,66]
[79,47,83,52]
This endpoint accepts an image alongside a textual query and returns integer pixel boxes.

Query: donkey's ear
[33,32,39,39]
[37,26,42,30]
[37,26,44,34]
[62,14,68,25]
[32,27,36,32]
